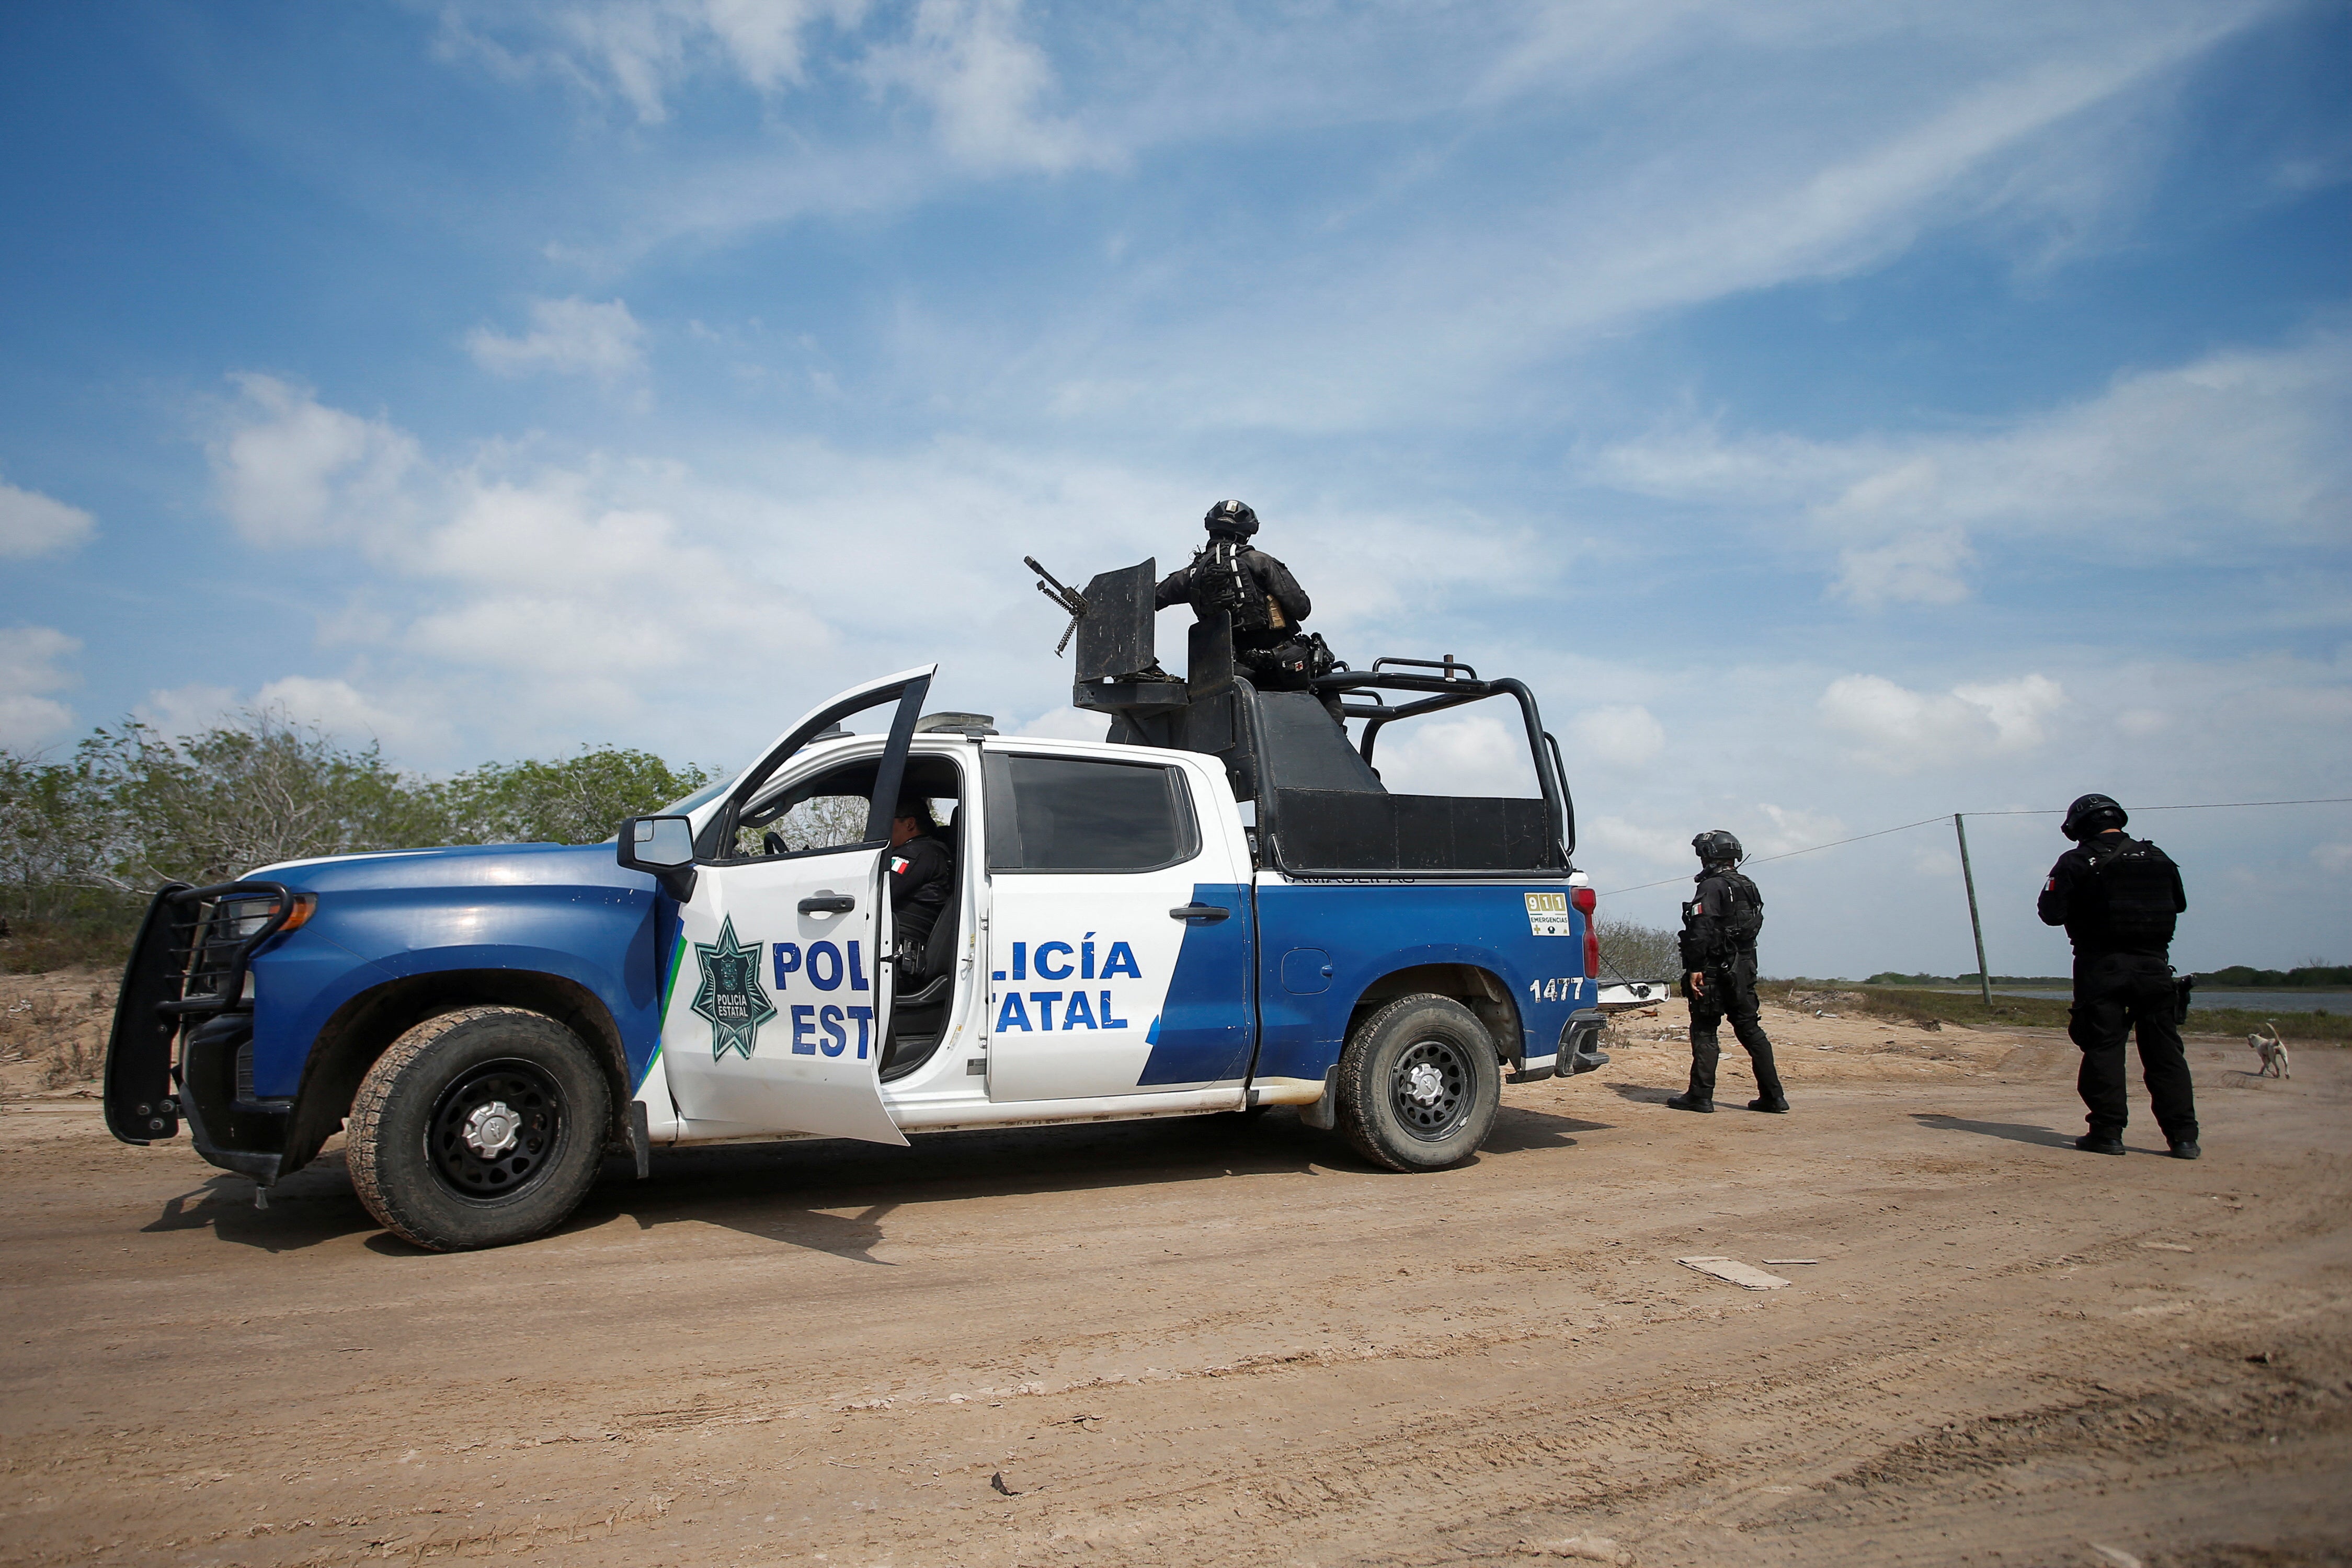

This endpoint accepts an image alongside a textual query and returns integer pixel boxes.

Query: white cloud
[1014,706,1105,742]
[208,374,421,545]
[133,679,446,758]
[441,0,861,123]
[252,677,448,756]
[1593,331,2352,602]
[1953,674,2066,750]
[861,0,1100,174]
[1745,803,1849,860]
[200,379,849,740]
[441,0,1107,175]
[429,0,2273,376]
[1818,672,2065,774]
[1830,523,1974,608]
[0,477,95,558]
[1584,813,1694,871]
[1369,711,1543,798]
[1569,704,1666,769]
[989,2,2265,439]
[1911,846,1961,878]
[134,684,239,738]
[467,297,647,379]
[0,626,80,748]
[2315,843,2352,875]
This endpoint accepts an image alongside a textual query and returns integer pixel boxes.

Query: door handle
[798,891,856,914]
[1170,903,1230,923]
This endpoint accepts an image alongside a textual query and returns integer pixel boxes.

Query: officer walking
[1155,500,1334,713]
[2037,793,2198,1159]
[1669,830,1789,1114]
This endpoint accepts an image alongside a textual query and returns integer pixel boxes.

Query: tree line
[1,712,713,971]
[1868,966,2350,989]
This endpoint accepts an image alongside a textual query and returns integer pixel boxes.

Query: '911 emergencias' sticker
[1524,891,1573,936]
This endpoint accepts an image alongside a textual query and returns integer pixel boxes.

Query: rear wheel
[1334,993,1501,1171]
[346,1006,611,1252]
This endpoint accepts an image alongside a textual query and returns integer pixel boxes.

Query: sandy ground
[1,981,2345,1568]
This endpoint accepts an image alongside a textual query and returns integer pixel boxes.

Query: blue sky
[2,0,2347,977]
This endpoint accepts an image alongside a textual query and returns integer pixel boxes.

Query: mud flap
[1560,1010,1609,1075]
[1299,1068,1338,1130]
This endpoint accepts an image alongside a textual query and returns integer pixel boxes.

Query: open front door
[655,669,933,1144]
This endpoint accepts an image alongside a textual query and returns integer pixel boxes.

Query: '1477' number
[1527,977,1576,1002]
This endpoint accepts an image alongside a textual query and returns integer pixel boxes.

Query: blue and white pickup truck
[105,569,1604,1251]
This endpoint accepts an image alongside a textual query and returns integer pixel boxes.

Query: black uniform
[1155,542,1324,696]
[888,830,954,970]
[2037,832,2195,1146]
[1677,866,1787,1108]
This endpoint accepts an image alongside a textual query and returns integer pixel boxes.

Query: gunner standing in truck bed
[1156,500,1335,717]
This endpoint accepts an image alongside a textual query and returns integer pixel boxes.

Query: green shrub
[1,712,714,974]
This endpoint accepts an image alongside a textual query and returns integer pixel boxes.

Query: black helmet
[1692,829,1742,864]
[1203,499,1259,537]
[2061,793,2128,841]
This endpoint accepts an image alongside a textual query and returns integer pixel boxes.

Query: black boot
[1748,1096,1789,1113]
[1666,1092,1714,1113]
[2075,1131,2125,1155]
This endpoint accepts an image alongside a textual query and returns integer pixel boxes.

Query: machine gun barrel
[1024,555,1091,656]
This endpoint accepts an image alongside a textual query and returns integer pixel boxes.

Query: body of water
[1923,987,2347,1014]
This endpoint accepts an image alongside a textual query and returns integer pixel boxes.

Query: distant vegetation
[2194,964,2352,988]
[1766,981,2350,1043]
[2,712,713,972]
[1865,971,2070,987]
[1594,917,1680,983]
[1864,965,2351,989]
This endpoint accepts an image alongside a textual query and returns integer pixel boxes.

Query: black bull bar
[103,880,299,1158]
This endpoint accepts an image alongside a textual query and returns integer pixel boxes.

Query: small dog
[2247,1021,2290,1079]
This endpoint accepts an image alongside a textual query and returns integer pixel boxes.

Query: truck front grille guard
[155,881,301,1016]
[104,880,300,1145]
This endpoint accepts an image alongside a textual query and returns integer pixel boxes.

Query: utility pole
[1954,812,1993,1009]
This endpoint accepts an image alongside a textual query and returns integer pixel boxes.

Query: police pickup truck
[105,563,1604,1251]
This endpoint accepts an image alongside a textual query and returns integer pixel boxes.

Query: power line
[1965,796,2352,817]
[1598,815,1948,895]
[1593,795,2352,898]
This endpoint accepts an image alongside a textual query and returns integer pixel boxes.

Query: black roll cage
[1312,656,1576,860]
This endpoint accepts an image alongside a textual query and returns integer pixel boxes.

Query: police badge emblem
[689,914,775,1060]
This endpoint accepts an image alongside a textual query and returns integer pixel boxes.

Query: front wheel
[346,1006,611,1251]
[1334,993,1501,1171]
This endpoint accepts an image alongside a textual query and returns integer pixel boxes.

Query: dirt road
[2,998,2344,1567]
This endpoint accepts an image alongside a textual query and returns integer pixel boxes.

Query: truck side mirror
[618,816,698,900]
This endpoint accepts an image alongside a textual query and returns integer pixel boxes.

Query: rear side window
[984,754,1198,872]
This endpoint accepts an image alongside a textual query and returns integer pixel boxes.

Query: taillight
[1574,886,1599,978]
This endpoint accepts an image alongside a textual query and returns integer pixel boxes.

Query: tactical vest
[2077,838,2179,950]
[1717,873,1764,944]
[1187,541,1276,636]
[1679,871,1763,968]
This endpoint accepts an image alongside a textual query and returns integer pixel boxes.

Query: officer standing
[1155,500,1334,712]
[2037,793,2198,1159]
[1669,830,1790,1114]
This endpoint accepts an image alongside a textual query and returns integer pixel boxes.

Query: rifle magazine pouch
[2174,974,2194,1026]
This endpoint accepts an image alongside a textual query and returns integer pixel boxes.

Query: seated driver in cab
[887,792,953,975]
